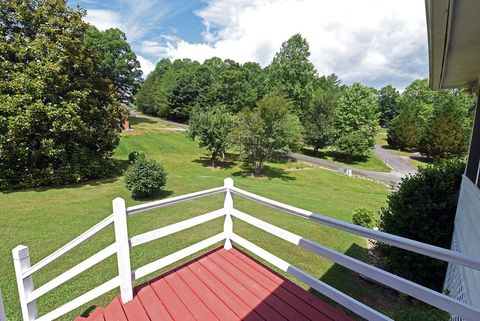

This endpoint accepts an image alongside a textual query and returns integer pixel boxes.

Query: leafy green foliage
[0,0,123,189]
[303,76,341,151]
[387,107,421,150]
[419,91,471,159]
[352,208,375,228]
[378,159,465,290]
[128,151,145,163]
[188,105,234,166]
[84,26,142,103]
[387,79,474,154]
[333,83,379,162]
[124,158,167,198]
[267,33,317,117]
[135,57,264,121]
[234,94,303,174]
[377,85,400,126]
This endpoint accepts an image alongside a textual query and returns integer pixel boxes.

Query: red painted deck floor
[75,247,355,321]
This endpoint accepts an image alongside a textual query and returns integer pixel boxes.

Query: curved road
[287,145,417,184]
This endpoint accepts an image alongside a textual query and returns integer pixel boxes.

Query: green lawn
[375,128,388,146]
[1,115,424,320]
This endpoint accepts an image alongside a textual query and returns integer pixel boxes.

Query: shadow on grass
[130,116,157,126]
[192,154,237,170]
[308,243,408,318]
[80,305,96,317]
[131,189,174,201]
[1,159,131,194]
[409,155,432,165]
[232,164,296,182]
[301,148,369,165]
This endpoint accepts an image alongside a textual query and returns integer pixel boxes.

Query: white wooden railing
[11,178,480,321]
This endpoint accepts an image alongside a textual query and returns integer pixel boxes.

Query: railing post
[0,288,7,321]
[12,246,38,321]
[223,178,234,250]
[113,197,133,303]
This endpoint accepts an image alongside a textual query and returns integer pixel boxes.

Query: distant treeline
[136,34,475,161]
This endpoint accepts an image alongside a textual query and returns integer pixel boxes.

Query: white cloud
[162,0,428,89]
[83,9,122,31]
[137,55,156,77]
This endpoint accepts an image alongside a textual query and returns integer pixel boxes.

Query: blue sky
[68,0,428,90]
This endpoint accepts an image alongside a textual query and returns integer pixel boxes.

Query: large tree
[303,76,341,152]
[419,91,472,159]
[0,0,123,189]
[387,107,420,150]
[267,34,317,117]
[333,83,379,162]
[234,94,303,174]
[377,85,400,127]
[188,105,234,167]
[85,26,142,103]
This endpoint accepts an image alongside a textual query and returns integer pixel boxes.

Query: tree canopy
[267,33,317,117]
[188,105,234,167]
[85,26,142,103]
[377,85,400,127]
[388,79,474,153]
[419,91,471,159]
[234,94,303,174]
[0,0,123,189]
[303,76,341,151]
[333,83,379,162]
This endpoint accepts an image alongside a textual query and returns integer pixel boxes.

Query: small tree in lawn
[333,83,379,162]
[188,105,234,167]
[234,94,303,175]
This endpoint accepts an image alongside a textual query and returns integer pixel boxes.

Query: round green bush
[352,208,375,228]
[128,151,145,163]
[124,158,167,198]
[378,159,465,290]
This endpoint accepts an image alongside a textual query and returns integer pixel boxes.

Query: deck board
[77,247,356,321]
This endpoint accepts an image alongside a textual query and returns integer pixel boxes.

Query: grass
[300,147,391,172]
[375,128,388,146]
[1,115,436,320]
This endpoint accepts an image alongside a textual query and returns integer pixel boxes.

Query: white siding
[445,175,480,320]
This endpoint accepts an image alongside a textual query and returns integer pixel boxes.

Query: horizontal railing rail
[12,184,229,321]
[126,186,226,215]
[230,186,480,272]
[230,208,480,321]
[22,215,115,278]
[130,209,225,247]
[229,233,393,321]
[11,178,480,321]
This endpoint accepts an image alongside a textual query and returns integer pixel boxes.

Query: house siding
[445,176,480,320]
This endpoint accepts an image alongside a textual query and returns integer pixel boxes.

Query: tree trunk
[211,154,216,167]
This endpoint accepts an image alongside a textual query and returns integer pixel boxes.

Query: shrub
[352,208,375,228]
[128,151,145,163]
[378,159,465,290]
[124,158,167,198]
